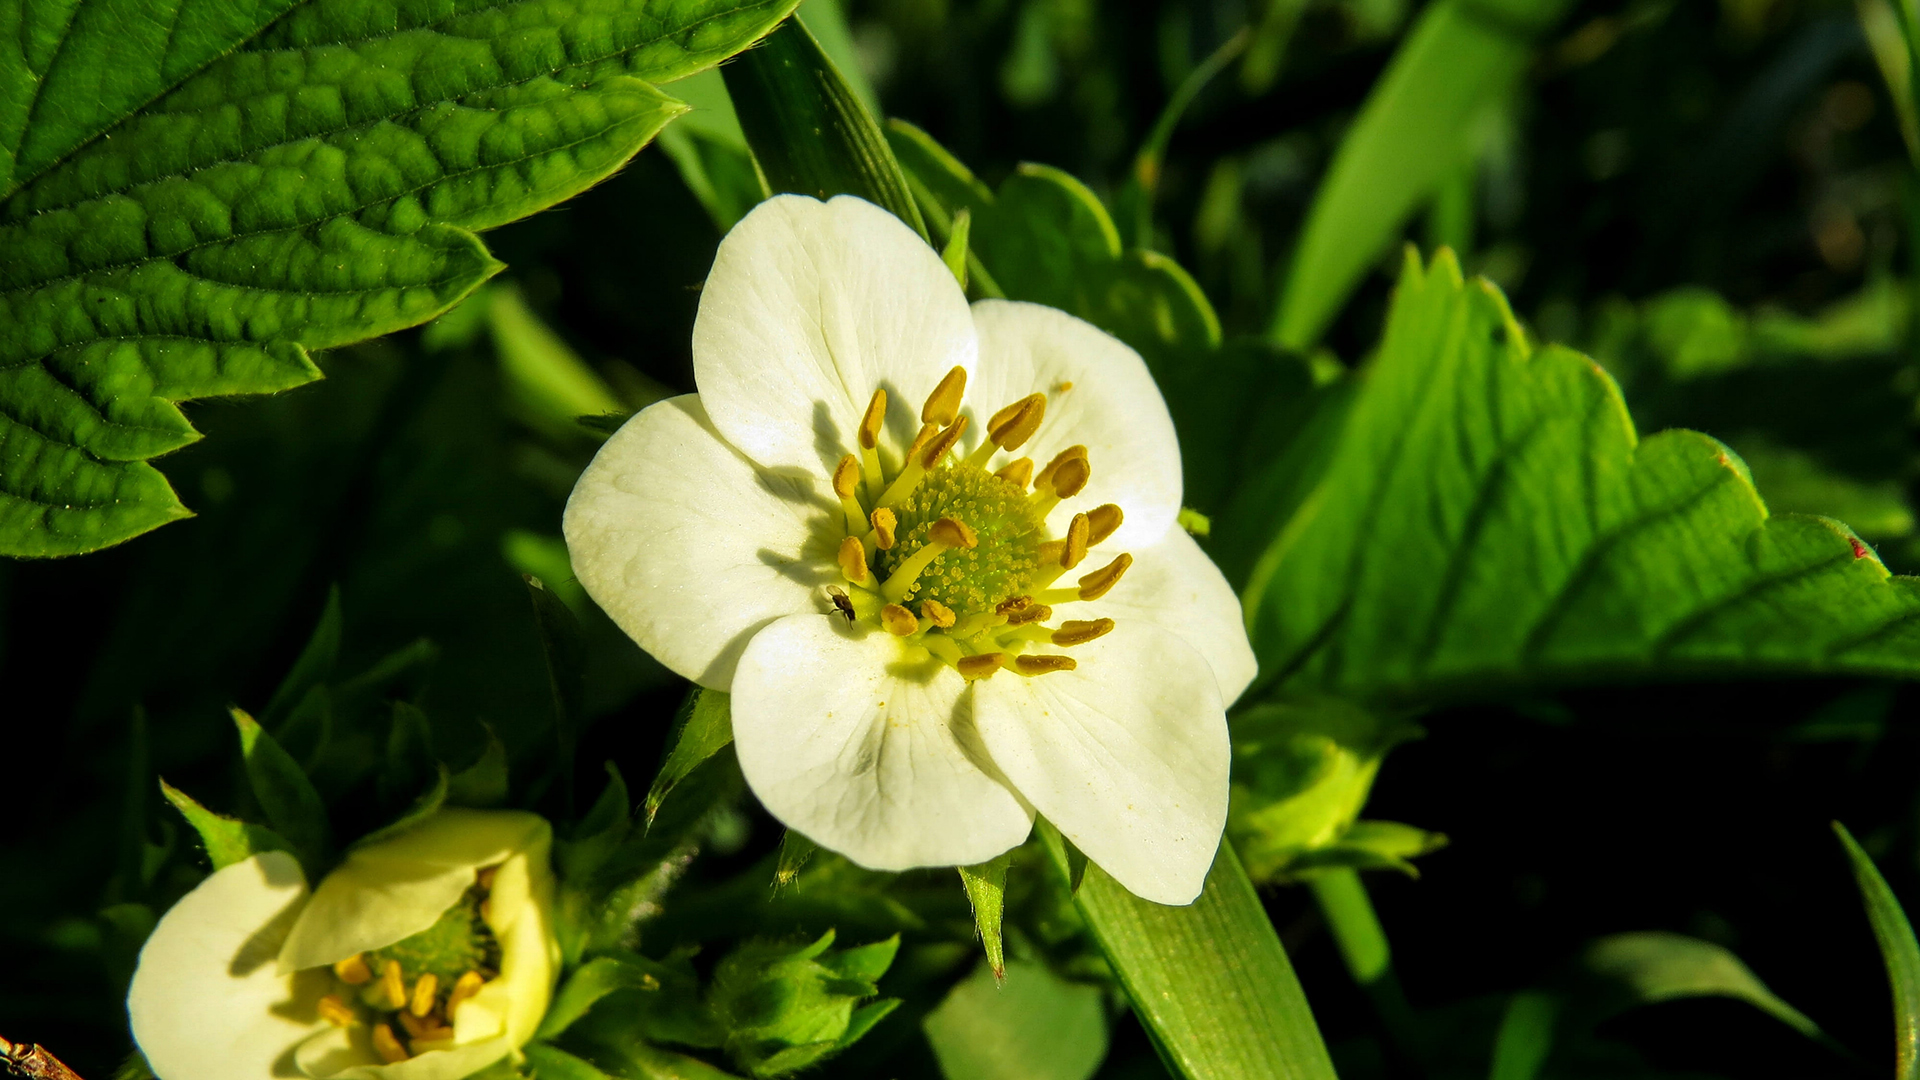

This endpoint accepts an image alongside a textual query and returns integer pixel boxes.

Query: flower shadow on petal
[229,865,309,977]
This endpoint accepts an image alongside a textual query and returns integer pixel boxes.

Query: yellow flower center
[827,368,1129,680]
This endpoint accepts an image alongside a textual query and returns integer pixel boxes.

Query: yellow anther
[1087,503,1123,545]
[1052,618,1115,646]
[996,457,1035,489]
[881,604,919,636]
[1062,513,1090,569]
[922,366,968,426]
[920,599,956,628]
[837,536,870,585]
[333,954,372,985]
[905,422,939,461]
[995,594,1034,616]
[1036,540,1066,566]
[399,1011,450,1041]
[317,994,356,1027]
[870,507,897,550]
[446,971,485,1017]
[1050,456,1091,499]
[921,415,968,468]
[476,866,498,891]
[988,394,1046,450]
[1006,603,1052,626]
[833,454,861,500]
[930,517,978,549]
[1077,553,1132,600]
[379,960,407,1010]
[859,389,887,451]
[372,1023,409,1064]
[1034,445,1087,491]
[409,973,438,1017]
[957,653,1006,680]
[1014,654,1077,675]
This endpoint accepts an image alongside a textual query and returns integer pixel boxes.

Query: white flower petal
[972,623,1229,905]
[279,811,550,974]
[295,1028,512,1080]
[693,195,979,475]
[479,845,559,1050]
[1095,528,1257,705]
[966,300,1182,549]
[565,395,841,690]
[129,851,328,1080]
[732,614,1034,870]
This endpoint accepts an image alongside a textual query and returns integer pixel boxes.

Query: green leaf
[528,573,588,812]
[446,725,510,809]
[489,284,625,440]
[722,16,926,238]
[524,1043,616,1080]
[262,586,342,727]
[231,707,330,866]
[1059,839,1338,1080]
[1487,991,1558,1080]
[922,959,1108,1080]
[645,688,734,827]
[958,852,1012,978]
[1835,820,1920,1079]
[1243,250,1920,706]
[1576,932,1824,1040]
[158,778,293,871]
[1268,0,1573,349]
[0,0,803,556]
[535,1039,742,1080]
[538,953,675,1040]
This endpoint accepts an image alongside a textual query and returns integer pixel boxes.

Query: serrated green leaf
[1244,250,1920,706]
[0,0,803,556]
[262,585,342,727]
[158,778,293,870]
[1059,839,1337,1080]
[958,852,1011,978]
[645,688,733,827]
[723,15,925,237]
[1268,0,1574,349]
[923,959,1107,1080]
[231,706,330,865]
[1835,821,1920,1079]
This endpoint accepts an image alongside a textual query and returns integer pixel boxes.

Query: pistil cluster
[827,367,1130,680]
[314,866,504,1064]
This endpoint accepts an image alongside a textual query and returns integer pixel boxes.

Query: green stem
[1308,868,1422,1061]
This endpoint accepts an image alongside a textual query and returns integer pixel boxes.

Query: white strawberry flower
[127,810,558,1080]
[564,195,1254,904]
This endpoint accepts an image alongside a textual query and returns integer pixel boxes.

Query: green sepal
[958,852,1012,979]
[355,762,451,852]
[537,952,677,1041]
[940,208,973,290]
[262,586,342,727]
[527,574,587,813]
[722,16,927,238]
[446,725,511,809]
[522,1043,618,1080]
[645,689,735,828]
[158,779,295,872]
[231,707,331,870]
[708,929,903,1078]
[1035,819,1088,896]
[1834,821,1920,1077]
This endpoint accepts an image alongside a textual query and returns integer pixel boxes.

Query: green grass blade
[1835,821,1920,1079]
[1067,840,1338,1080]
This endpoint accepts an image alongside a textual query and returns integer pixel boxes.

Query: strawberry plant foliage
[1242,250,1920,706]
[0,0,802,557]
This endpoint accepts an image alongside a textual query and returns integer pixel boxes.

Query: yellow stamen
[920,599,956,628]
[1014,655,1077,675]
[1050,456,1091,499]
[880,517,976,602]
[333,954,372,985]
[409,973,438,1017]
[989,394,1046,450]
[476,866,498,891]
[318,995,356,1027]
[1062,513,1090,569]
[995,594,1034,616]
[1086,503,1123,545]
[1006,603,1052,626]
[996,457,1035,489]
[446,972,486,1017]
[834,453,866,532]
[957,653,1006,680]
[1052,618,1115,646]
[372,1024,409,1064]
[879,419,965,508]
[859,389,887,493]
[870,507,897,550]
[1034,445,1087,492]
[904,421,939,461]
[922,634,963,664]
[923,366,968,426]
[379,960,407,1011]
[1077,553,1131,600]
[399,1011,450,1041]
[1036,539,1066,565]
[920,414,968,468]
[837,536,870,585]
[882,604,919,636]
